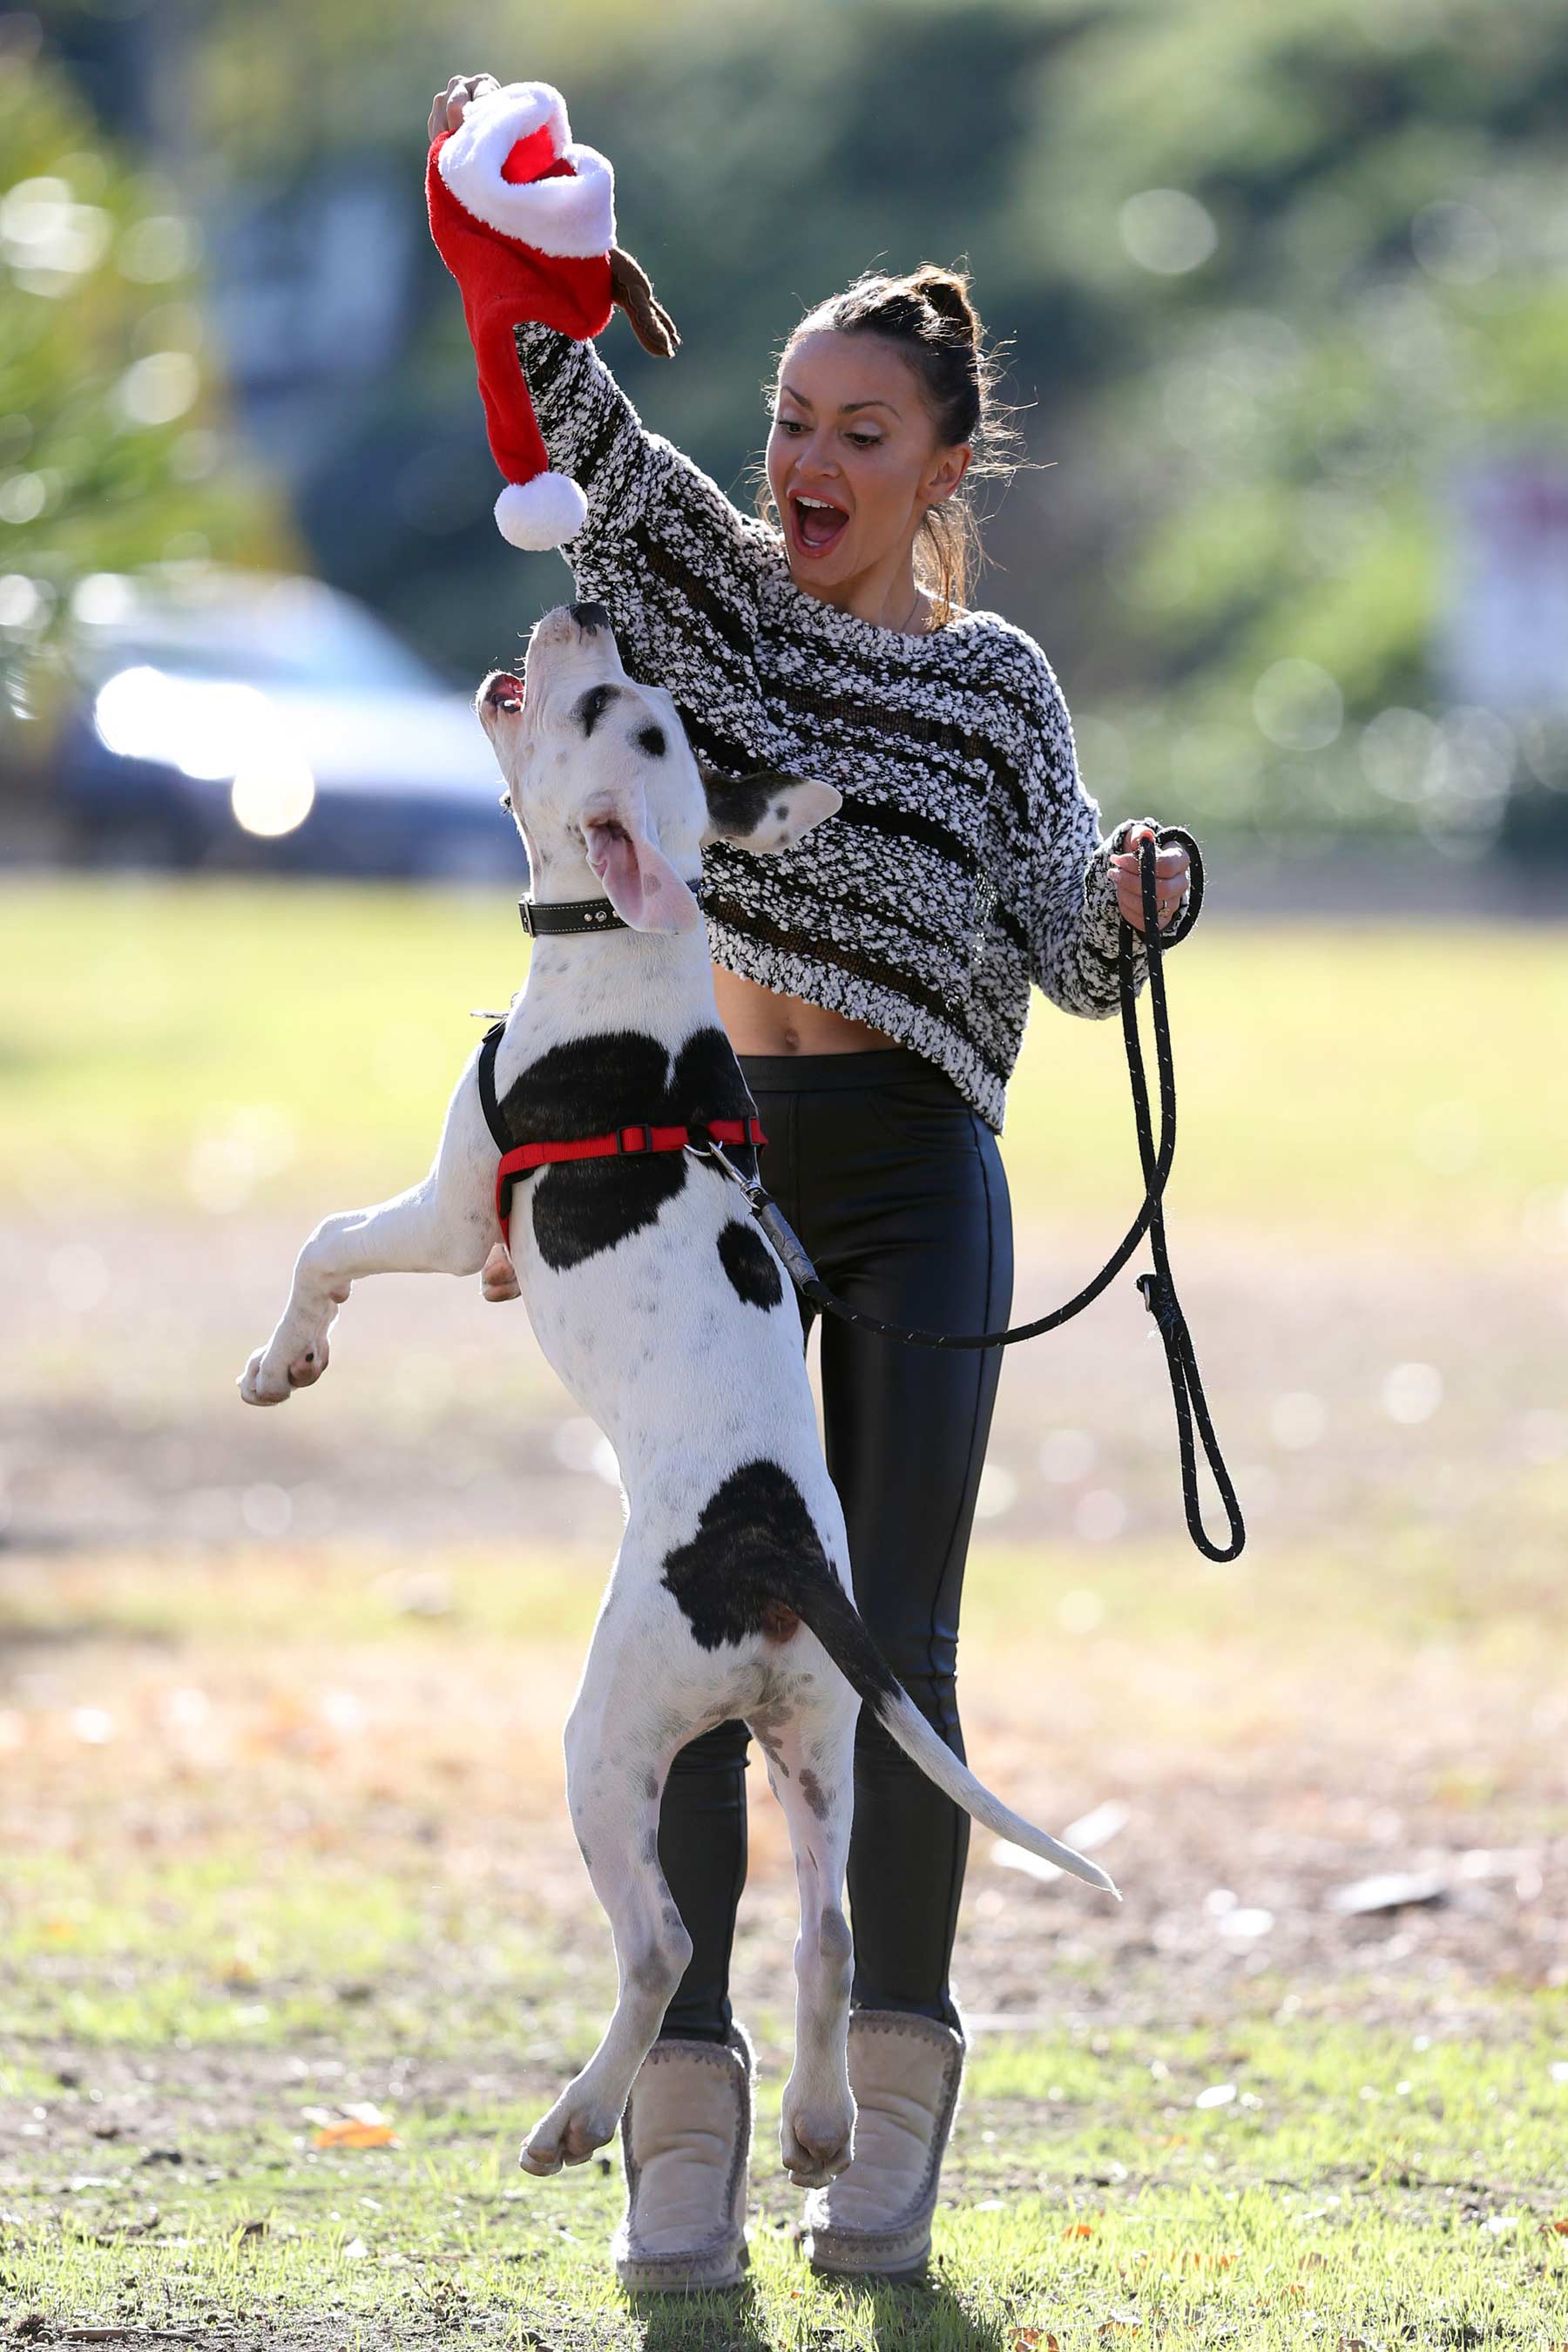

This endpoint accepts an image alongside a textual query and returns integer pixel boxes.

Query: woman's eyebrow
[778,382,901,419]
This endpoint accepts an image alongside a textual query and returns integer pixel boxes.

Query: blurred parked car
[54,567,525,881]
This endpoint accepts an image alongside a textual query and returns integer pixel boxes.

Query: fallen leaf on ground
[1063,2220,1096,2238]
[313,2119,397,2148]
[1010,2331,1058,2350]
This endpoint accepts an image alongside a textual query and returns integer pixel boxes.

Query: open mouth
[788,492,848,558]
[483,672,524,714]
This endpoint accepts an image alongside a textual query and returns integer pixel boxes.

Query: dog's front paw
[238,1334,328,1406]
[239,1347,292,1407]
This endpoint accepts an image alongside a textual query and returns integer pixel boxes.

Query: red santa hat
[427,82,617,551]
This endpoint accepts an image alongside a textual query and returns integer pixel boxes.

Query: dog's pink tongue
[587,823,643,923]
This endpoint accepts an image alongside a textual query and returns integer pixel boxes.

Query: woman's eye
[771,417,878,447]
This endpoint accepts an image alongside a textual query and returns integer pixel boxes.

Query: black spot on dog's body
[575,682,622,738]
[797,1766,830,1820]
[498,1025,760,1271]
[718,1220,784,1310]
[660,1460,901,1713]
[569,601,611,633]
[635,723,666,758]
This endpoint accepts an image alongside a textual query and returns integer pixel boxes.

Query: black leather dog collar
[517,884,706,939]
[517,896,625,937]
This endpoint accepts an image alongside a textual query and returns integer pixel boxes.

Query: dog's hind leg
[760,1676,860,2188]
[518,1632,699,2178]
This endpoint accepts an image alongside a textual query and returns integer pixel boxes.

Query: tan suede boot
[612,2023,754,2293]
[802,2008,964,2277]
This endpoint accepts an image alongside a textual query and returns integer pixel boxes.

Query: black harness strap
[476,1020,510,1156]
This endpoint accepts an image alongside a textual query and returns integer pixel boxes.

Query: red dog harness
[476,1020,766,1233]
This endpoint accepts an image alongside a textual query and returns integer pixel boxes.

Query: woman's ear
[699,764,841,853]
[923,442,972,510]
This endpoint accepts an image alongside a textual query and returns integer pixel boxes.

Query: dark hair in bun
[762,260,1020,623]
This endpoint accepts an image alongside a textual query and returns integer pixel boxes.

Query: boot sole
[615,2242,749,2294]
[806,2227,931,2279]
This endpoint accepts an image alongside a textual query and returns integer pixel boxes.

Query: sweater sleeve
[1023,659,1187,1020]
[512,321,773,769]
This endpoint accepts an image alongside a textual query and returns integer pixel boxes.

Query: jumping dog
[239,600,1114,2188]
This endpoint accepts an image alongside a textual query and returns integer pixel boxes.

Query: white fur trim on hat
[439,80,616,257]
[495,471,589,551]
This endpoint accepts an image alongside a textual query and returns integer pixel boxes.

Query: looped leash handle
[1137,1273,1247,1565]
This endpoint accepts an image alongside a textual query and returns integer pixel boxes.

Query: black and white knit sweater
[515,321,1176,1132]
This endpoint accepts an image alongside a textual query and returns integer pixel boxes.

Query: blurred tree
[0,20,284,755]
[1011,0,1568,851]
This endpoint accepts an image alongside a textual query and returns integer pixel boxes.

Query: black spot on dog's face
[498,1025,760,1271]
[635,723,666,759]
[717,1220,783,1310]
[660,1461,900,1711]
[574,682,622,739]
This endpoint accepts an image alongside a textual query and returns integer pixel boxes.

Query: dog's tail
[786,1568,1119,1901]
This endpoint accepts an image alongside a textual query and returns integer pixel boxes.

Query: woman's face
[766,329,970,593]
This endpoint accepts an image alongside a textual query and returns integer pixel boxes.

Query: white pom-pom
[495,472,588,551]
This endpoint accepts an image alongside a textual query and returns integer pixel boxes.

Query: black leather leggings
[656,1046,1014,2039]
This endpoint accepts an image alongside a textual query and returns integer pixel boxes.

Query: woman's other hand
[428,73,500,143]
[1111,823,1190,931]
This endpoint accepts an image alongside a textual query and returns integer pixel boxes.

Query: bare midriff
[713,967,899,1057]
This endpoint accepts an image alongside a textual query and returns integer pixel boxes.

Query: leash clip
[686,1134,766,1207]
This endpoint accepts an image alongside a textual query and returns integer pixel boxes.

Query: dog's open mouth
[484,672,524,714]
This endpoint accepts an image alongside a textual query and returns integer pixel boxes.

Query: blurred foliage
[0,24,285,743]
[34,0,1568,845]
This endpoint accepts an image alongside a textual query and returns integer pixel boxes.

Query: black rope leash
[698,828,1246,1563]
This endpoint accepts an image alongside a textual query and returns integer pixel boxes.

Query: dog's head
[477,603,839,933]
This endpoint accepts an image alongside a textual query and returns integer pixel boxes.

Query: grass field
[3,879,1565,1242]
[3,879,1566,2348]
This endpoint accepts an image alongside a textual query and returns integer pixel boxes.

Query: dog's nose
[568,601,612,635]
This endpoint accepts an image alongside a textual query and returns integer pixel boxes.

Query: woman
[430,73,1193,2292]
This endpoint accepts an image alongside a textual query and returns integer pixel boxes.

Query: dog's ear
[582,786,703,936]
[698,765,841,854]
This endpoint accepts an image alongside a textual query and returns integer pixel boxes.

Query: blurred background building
[4,0,1566,893]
